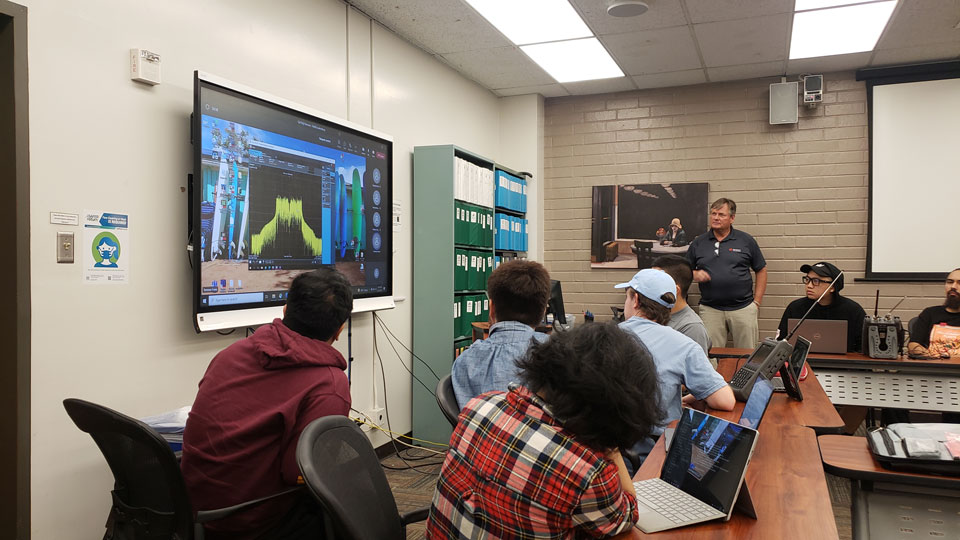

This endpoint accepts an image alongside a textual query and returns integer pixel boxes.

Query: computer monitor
[546,280,567,325]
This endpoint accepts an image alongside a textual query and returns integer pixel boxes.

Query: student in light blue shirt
[616,268,735,460]
[451,260,551,409]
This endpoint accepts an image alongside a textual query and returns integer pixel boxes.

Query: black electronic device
[773,336,808,401]
[546,280,567,326]
[190,72,395,332]
[729,338,794,402]
[861,291,905,359]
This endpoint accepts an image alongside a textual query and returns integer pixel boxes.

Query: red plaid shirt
[426,384,638,539]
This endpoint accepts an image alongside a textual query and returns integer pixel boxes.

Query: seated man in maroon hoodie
[181,267,353,539]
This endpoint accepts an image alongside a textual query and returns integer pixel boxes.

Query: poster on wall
[83,210,130,284]
[591,183,709,269]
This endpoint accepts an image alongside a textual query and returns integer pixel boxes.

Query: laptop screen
[789,336,811,378]
[739,378,774,429]
[660,409,758,516]
[742,340,775,371]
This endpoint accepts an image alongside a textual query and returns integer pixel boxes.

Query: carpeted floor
[384,443,857,540]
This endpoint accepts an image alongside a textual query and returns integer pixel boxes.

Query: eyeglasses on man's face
[802,276,832,286]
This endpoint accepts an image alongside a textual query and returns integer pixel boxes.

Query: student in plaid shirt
[426,323,663,539]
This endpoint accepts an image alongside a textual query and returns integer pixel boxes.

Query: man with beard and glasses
[908,268,960,359]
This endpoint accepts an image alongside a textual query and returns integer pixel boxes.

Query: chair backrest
[908,316,919,340]
[63,398,194,540]
[435,374,460,428]
[296,415,405,540]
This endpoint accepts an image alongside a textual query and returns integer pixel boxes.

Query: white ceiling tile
[441,47,556,88]
[562,77,638,95]
[707,61,784,82]
[876,0,960,50]
[349,0,510,54]
[632,69,708,89]
[871,43,960,66]
[602,26,703,75]
[570,0,688,36]
[495,84,570,98]
[685,0,794,24]
[695,13,791,67]
[787,52,873,74]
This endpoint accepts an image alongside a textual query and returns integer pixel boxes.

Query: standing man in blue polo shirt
[686,198,768,349]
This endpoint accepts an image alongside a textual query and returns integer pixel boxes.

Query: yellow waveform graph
[251,197,323,257]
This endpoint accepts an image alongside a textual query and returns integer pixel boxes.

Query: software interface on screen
[197,83,390,310]
[660,410,755,514]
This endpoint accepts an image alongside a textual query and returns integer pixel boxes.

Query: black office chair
[63,398,299,540]
[436,374,461,428]
[908,316,919,341]
[296,415,429,540]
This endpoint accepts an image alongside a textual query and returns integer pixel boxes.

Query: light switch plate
[57,232,74,263]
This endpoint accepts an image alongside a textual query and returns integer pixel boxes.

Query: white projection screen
[864,64,960,280]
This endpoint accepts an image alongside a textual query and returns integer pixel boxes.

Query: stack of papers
[140,406,190,451]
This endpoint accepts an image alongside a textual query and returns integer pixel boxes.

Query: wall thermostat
[130,48,161,85]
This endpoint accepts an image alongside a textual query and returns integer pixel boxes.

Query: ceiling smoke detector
[607,0,649,17]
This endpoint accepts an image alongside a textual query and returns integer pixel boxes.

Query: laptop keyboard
[772,376,785,391]
[730,368,753,388]
[633,479,721,524]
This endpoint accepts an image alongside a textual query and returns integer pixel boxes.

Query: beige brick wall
[543,71,950,343]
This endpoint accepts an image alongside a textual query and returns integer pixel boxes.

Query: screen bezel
[191,71,395,332]
[743,340,775,370]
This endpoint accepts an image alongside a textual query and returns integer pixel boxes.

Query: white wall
[23,1,539,537]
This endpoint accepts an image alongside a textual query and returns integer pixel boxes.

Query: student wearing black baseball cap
[776,262,866,352]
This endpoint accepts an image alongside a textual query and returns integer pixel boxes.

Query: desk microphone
[784,270,844,343]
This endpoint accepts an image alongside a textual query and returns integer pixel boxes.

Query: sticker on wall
[83,210,130,284]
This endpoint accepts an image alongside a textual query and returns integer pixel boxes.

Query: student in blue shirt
[616,268,735,460]
[451,260,551,409]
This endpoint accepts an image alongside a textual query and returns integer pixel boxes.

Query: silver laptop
[633,409,759,533]
[774,336,811,392]
[787,318,847,354]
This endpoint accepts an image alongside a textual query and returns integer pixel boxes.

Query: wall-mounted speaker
[769,81,799,124]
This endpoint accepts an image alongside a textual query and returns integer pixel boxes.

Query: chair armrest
[400,506,430,525]
[196,486,304,524]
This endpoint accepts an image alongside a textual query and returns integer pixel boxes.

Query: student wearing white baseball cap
[616,269,735,464]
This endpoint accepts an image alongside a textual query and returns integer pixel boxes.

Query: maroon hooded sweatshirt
[181,318,350,539]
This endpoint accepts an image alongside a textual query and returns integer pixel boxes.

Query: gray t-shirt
[668,305,711,355]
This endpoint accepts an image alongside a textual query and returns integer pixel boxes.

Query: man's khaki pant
[699,302,759,349]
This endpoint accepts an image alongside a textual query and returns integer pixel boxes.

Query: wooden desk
[819,435,960,539]
[709,357,844,433]
[711,347,960,375]
[633,423,839,539]
[818,435,960,490]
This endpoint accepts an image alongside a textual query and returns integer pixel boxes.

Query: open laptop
[787,318,847,354]
[773,336,811,392]
[738,377,774,429]
[633,408,759,533]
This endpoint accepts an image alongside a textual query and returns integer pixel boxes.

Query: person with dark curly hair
[426,323,663,540]
[451,260,551,409]
[616,268,734,463]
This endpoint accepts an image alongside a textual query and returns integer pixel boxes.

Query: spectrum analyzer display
[193,77,392,316]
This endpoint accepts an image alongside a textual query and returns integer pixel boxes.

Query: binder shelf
[413,145,532,445]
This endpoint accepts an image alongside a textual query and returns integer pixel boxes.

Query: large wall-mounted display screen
[192,72,393,332]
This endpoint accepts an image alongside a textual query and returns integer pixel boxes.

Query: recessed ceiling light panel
[521,38,625,82]
[464,0,593,45]
[789,1,897,59]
